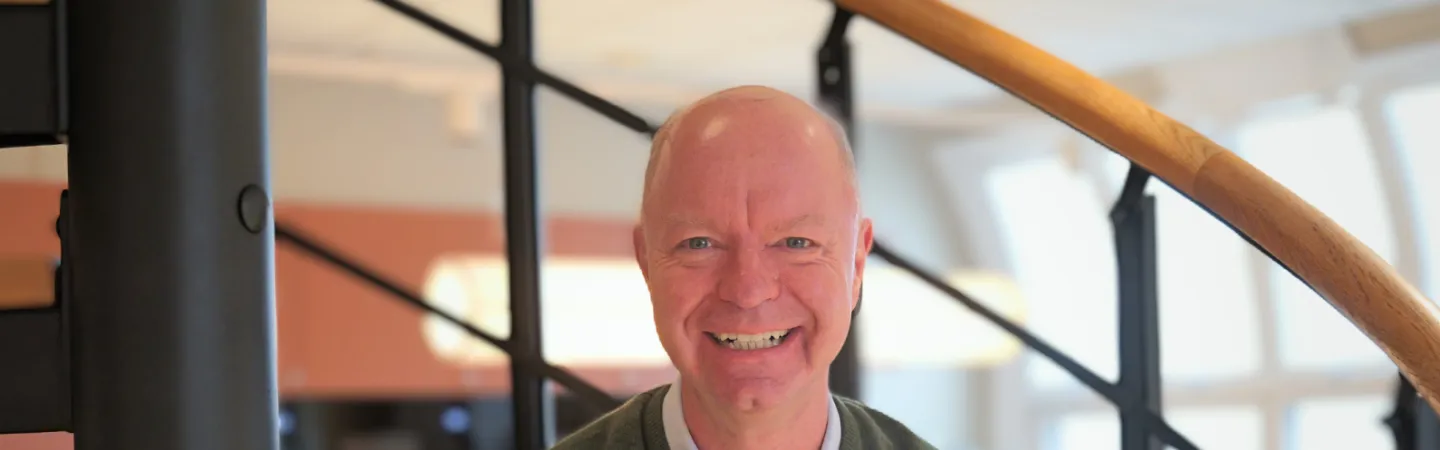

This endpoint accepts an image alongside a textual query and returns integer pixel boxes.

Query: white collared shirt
[662,379,842,450]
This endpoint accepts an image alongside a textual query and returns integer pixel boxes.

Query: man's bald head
[630,86,875,428]
[641,86,857,215]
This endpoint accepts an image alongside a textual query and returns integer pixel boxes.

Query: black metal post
[1389,374,1440,450]
[67,0,278,448]
[499,0,552,448]
[1386,374,1417,449]
[817,7,861,401]
[1417,396,1440,448]
[1111,166,1163,450]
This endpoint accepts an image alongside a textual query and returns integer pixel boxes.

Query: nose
[717,246,779,309]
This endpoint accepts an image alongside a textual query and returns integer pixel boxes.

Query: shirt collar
[662,379,842,450]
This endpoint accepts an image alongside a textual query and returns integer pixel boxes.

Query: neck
[680,379,831,450]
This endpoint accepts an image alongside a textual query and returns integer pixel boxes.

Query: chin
[686,326,818,412]
[718,382,796,413]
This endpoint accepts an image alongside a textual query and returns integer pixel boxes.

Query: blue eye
[684,237,712,250]
[784,237,813,249]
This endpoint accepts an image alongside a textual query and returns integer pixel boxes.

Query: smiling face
[634,87,873,412]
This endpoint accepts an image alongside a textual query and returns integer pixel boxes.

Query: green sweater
[552,384,936,450]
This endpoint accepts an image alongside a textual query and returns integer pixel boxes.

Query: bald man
[552,86,934,450]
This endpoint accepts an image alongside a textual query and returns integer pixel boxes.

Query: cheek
[785,267,853,322]
[650,268,715,324]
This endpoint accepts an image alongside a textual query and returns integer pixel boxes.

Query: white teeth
[711,330,791,351]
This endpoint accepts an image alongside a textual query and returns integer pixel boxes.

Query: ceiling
[266,0,1435,110]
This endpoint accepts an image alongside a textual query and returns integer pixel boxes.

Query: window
[1286,395,1392,450]
[1236,106,1396,371]
[989,155,1263,389]
[985,157,1118,390]
[1153,183,1262,382]
[1001,99,1404,450]
[1386,83,1440,297]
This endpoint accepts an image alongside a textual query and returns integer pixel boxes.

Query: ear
[633,224,650,282]
[851,217,874,311]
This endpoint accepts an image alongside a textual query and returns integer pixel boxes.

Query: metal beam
[1112,166,1164,450]
[66,0,277,447]
[499,0,553,447]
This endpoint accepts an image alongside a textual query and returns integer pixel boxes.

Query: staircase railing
[835,1,1440,409]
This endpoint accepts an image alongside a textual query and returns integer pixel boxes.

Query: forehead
[643,98,855,227]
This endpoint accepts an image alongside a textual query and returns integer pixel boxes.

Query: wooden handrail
[0,257,56,310]
[836,0,1440,405]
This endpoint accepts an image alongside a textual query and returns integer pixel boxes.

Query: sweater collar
[661,379,842,450]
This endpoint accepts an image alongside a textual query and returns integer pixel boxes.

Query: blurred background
[3,0,1440,448]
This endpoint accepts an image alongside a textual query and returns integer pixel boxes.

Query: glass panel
[1286,395,1393,450]
[1386,83,1440,297]
[985,157,1119,390]
[1237,106,1395,371]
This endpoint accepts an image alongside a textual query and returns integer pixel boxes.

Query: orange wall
[0,180,674,447]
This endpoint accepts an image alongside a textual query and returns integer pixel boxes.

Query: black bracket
[0,0,65,148]
[1385,373,1440,449]
[1111,164,1164,450]
[0,189,72,434]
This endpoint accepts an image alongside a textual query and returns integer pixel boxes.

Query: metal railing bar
[529,68,658,136]
[869,241,1123,403]
[822,8,854,49]
[273,222,622,412]
[371,0,658,136]
[873,241,1199,448]
[373,0,500,59]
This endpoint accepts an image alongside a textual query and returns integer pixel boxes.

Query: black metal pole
[817,7,861,401]
[67,0,278,448]
[499,0,551,448]
[1111,166,1163,450]
[1417,395,1440,448]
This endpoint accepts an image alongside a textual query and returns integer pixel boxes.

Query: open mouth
[706,328,796,351]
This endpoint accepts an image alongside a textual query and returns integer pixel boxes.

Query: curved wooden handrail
[0,257,56,310]
[836,0,1440,405]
